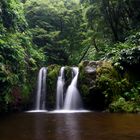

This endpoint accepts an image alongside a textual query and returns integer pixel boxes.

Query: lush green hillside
[0,0,140,113]
[0,0,44,112]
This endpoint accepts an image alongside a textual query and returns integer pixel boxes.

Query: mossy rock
[78,60,104,109]
[46,64,61,109]
[64,66,72,90]
[46,65,74,109]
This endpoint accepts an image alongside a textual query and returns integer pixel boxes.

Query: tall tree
[0,0,44,112]
[25,0,86,65]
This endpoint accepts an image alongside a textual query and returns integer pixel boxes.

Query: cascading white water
[35,67,47,110]
[27,66,88,113]
[63,67,83,110]
[56,67,65,109]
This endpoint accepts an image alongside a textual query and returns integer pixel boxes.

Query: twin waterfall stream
[35,67,83,112]
[35,67,47,110]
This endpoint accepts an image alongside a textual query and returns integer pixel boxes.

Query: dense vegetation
[0,0,140,113]
[0,0,44,112]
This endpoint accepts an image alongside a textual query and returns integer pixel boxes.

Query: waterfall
[35,67,47,110]
[56,67,65,109]
[63,67,83,110]
[28,66,87,113]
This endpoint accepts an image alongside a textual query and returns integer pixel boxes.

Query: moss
[78,62,86,82]
[47,64,61,109]
[78,62,89,95]
[94,61,140,113]
[96,61,120,80]
[64,66,72,89]
[78,61,94,109]
[109,88,140,113]
[78,61,140,112]
[81,84,89,97]
[95,61,131,105]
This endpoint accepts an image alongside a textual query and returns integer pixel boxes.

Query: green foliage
[117,46,140,67]
[109,82,140,113]
[95,61,140,112]
[0,0,45,112]
[109,97,137,113]
[0,32,44,112]
[78,62,89,97]
[83,41,134,61]
[0,0,140,113]
[0,0,27,31]
[113,46,140,81]
[80,84,89,97]
[126,31,140,45]
[25,0,86,65]
[124,82,140,102]
[79,0,140,62]
[96,62,131,105]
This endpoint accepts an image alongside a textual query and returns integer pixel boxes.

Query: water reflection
[34,114,46,140]
[0,112,140,140]
[55,114,81,140]
[33,113,82,140]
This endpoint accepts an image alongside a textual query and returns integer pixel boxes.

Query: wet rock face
[82,60,103,82]
[85,66,96,74]
[78,60,105,110]
[43,61,106,111]
[84,61,102,73]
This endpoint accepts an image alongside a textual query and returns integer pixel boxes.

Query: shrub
[95,61,132,107]
[109,97,137,113]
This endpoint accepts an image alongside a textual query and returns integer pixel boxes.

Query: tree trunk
[93,39,99,52]
[78,45,91,63]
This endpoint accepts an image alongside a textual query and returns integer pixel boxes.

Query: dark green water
[0,112,140,140]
